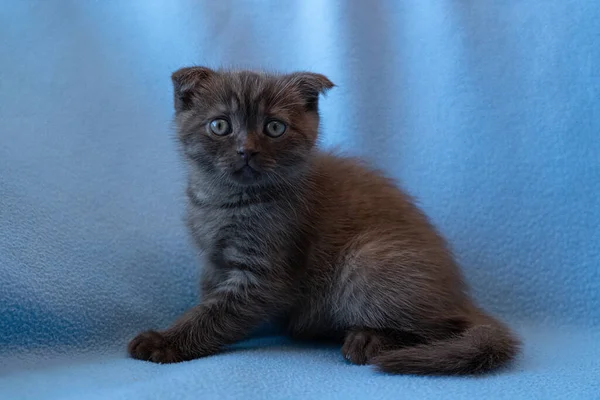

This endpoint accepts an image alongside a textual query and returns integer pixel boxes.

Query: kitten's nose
[237,148,258,163]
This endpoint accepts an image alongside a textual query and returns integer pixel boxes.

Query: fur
[128,67,520,375]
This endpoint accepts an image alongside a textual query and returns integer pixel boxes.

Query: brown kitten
[128,67,520,375]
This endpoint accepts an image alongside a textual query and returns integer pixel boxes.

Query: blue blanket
[1,1,599,399]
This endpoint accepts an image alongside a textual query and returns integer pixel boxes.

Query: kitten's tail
[372,316,520,375]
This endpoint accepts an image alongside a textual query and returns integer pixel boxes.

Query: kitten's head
[172,67,334,187]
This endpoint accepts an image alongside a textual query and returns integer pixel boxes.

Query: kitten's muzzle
[231,151,263,184]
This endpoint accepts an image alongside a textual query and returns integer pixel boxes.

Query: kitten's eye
[209,119,231,136]
[264,120,287,138]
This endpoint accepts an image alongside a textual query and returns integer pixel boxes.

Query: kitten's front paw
[342,329,384,365]
[128,330,184,363]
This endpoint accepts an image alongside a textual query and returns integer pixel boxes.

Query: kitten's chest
[186,191,297,256]
[185,188,307,277]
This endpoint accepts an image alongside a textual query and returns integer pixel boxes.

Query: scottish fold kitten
[128,67,519,375]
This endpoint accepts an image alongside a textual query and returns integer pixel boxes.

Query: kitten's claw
[342,329,383,365]
[128,330,184,363]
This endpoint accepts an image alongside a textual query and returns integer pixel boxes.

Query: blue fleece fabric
[1,1,599,399]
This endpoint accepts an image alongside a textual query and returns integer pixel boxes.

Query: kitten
[128,67,520,375]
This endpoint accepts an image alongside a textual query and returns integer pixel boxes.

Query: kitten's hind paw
[341,329,384,365]
[128,330,184,364]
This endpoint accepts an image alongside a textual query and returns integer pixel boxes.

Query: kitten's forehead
[209,71,300,119]
[218,72,294,104]
[225,71,276,94]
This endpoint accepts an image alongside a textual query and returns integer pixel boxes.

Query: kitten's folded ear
[288,72,335,111]
[171,66,215,112]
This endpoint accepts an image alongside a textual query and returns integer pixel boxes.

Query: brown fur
[128,67,520,375]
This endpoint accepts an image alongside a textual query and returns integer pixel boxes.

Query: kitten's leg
[199,265,220,299]
[129,272,291,363]
[334,233,472,366]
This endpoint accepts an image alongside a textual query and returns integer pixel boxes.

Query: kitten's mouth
[231,164,261,184]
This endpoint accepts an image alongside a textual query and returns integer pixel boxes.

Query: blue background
[1,1,599,399]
